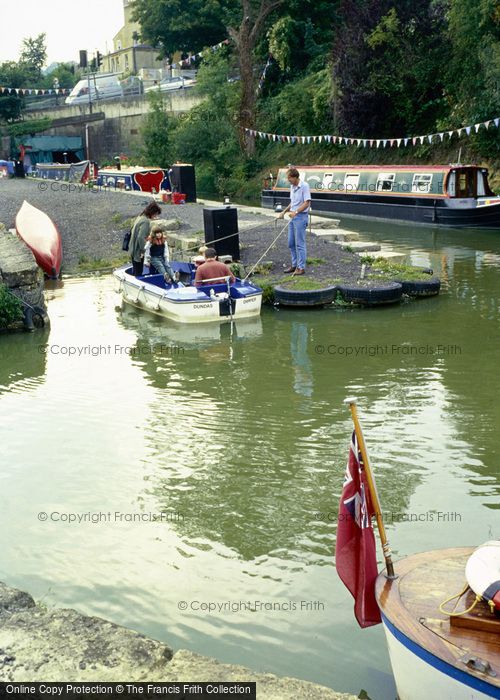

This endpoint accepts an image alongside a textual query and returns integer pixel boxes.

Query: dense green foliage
[134,0,499,196]
[0,33,78,123]
[0,285,23,329]
[6,118,53,137]
[140,92,173,168]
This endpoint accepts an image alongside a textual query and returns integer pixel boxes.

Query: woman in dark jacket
[129,202,161,276]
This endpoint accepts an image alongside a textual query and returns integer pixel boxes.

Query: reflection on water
[0,221,500,699]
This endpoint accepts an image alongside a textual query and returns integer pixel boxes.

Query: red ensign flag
[335,430,381,627]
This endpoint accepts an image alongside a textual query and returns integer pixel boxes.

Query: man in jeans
[277,167,311,275]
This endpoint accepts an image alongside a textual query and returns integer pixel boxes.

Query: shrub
[0,285,23,328]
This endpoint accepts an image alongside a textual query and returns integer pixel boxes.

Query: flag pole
[344,397,397,579]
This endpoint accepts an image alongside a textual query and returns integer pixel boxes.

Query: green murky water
[1,219,499,699]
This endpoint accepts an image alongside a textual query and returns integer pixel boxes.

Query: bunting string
[171,39,230,68]
[256,55,273,95]
[245,117,500,147]
[0,86,71,96]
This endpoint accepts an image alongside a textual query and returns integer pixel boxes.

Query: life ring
[273,285,338,307]
[338,281,402,306]
[465,541,500,612]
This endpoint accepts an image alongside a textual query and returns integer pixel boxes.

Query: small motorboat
[15,200,62,278]
[376,546,500,699]
[113,262,263,323]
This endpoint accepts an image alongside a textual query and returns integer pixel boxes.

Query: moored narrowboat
[262,165,500,228]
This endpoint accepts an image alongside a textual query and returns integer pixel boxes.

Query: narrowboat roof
[283,164,483,171]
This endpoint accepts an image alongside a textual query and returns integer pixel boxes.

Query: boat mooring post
[344,397,397,580]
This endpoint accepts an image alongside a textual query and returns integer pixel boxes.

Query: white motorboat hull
[382,614,499,699]
[114,266,262,324]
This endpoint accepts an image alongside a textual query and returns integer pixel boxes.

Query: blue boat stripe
[381,613,500,699]
[482,581,500,602]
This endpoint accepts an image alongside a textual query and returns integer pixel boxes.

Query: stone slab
[309,217,341,229]
[162,650,357,700]
[362,250,407,263]
[313,230,360,242]
[0,581,357,697]
[0,232,40,287]
[152,218,181,232]
[340,241,381,252]
[0,583,173,682]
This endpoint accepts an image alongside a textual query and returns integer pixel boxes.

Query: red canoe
[15,201,62,278]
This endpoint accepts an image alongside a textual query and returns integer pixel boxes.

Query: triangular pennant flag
[397,139,402,147]
[474,123,481,133]
[465,126,472,136]
[485,120,491,129]
[428,135,433,144]
[363,139,368,148]
[439,132,444,142]
[412,137,417,145]
[448,130,454,138]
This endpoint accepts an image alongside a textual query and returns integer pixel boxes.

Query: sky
[0,0,125,66]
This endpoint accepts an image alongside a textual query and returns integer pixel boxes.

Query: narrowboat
[113,262,263,324]
[97,166,170,193]
[262,165,500,228]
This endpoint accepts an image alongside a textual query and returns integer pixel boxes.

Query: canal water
[1,219,499,699]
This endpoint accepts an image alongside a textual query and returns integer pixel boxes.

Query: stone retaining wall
[0,582,356,699]
[0,224,47,330]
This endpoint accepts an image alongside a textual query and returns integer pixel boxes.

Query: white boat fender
[465,540,500,613]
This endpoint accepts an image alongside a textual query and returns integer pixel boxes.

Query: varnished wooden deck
[375,547,500,689]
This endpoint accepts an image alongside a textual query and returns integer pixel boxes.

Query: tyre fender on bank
[23,305,50,331]
[397,277,441,297]
[338,281,402,306]
[274,285,338,307]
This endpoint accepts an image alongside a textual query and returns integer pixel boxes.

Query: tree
[133,0,284,155]
[332,0,448,137]
[20,33,47,82]
[132,0,227,55]
[42,63,79,90]
[446,0,500,122]
[141,92,173,168]
[0,61,31,121]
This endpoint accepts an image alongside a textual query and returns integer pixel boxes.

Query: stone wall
[0,581,357,699]
[0,225,47,330]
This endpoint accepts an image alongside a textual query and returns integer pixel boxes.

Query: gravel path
[0,178,363,282]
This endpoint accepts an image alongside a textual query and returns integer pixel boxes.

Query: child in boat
[144,227,179,284]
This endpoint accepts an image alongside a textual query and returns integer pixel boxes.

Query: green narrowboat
[261,165,500,228]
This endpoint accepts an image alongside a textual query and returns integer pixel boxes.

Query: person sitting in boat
[192,254,206,268]
[195,248,235,286]
[129,202,161,276]
[144,228,179,284]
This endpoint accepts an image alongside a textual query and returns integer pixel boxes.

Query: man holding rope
[277,167,311,275]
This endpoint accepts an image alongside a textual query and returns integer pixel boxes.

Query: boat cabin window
[305,174,322,189]
[412,174,433,194]
[344,173,360,191]
[477,170,486,196]
[447,171,456,196]
[376,173,395,191]
[322,173,334,190]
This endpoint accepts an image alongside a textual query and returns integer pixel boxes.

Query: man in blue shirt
[277,167,311,275]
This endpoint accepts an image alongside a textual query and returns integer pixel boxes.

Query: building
[101,0,167,76]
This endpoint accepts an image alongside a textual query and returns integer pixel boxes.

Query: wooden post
[344,397,397,579]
